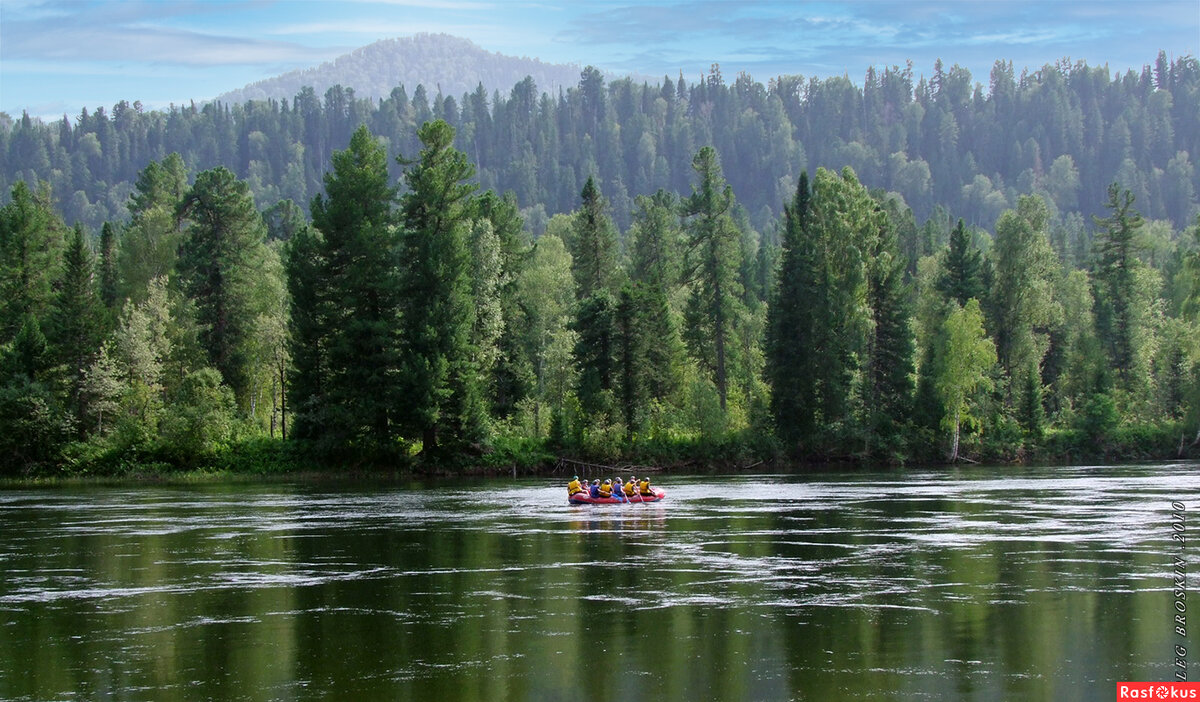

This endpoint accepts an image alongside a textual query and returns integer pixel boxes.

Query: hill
[216,33,598,104]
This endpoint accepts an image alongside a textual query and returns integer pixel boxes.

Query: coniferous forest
[1,52,1199,475]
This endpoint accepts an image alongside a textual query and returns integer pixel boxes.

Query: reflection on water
[0,464,1195,701]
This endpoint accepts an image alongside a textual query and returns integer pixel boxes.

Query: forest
[0,52,1199,475]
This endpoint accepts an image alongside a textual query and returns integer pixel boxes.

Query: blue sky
[2,0,1197,119]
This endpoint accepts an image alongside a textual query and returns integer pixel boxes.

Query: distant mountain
[216,33,608,104]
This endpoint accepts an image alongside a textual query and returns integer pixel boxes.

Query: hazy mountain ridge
[217,33,602,104]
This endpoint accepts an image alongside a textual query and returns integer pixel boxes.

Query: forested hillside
[3,52,1197,244]
[1,50,1199,475]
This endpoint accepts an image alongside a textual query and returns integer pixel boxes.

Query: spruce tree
[681,146,743,410]
[767,172,818,449]
[1092,182,1146,384]
[937,219,985,306]
[177,167,271,409]
[47,224,105,431]
[398,119,482,453]
[0,182,67,339]
[98,221,118,310]
[570,175,618,299]
[864,208,916,455]
[303,125,401,450]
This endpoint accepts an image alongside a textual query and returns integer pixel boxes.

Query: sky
[2,0,1198,120]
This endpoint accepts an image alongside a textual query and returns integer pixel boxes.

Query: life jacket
[638,479,652,495]
[567,479,583,496]
[598,482,613,498]
[623,480,636,496]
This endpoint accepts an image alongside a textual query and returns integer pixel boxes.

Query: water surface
[0,464,1194,700]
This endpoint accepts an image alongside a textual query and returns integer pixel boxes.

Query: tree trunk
[949,408,961,462]
[713,274,727,411]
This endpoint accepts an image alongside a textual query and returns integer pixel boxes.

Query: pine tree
[0,182,67,339]
[1092,182,1146,384]
[864,208,916,455]
[399,119,482,453]
[98,221,119,310]
[47,224,105,431]
[570,175,618,299]
[767,172,818,449]
[302,124,401,449]
[937,219,985,306]
[681,146,743,410]
[176,167,272,408]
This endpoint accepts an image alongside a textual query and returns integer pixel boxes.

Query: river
[0,463,1194,701]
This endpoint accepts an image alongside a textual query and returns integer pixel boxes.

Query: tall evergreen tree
[573,289,616,417]
[118,155,188,305]
[864,207,916,455]
[399,119,482,453]
[97,221,119,310]
[47,224,105,430]
[681,146,743,410]
[176,166,271,408]
[937,219,985,306]
[767,172,818,449]
[1092,182,1146,384]
[0,182,67,338]
[570,175,619,299]
[301,125,400,449]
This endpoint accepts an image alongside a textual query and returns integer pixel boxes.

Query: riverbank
[6,421,1197,484]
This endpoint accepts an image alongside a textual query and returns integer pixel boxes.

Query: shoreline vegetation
[17,422,1200,484]
[3,56,1200,480]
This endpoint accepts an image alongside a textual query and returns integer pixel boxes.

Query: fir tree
[1092,182,1146,384]
[47,224,105,430]
[937,219,985,306]
[302,125,401,450]
[681,146,743,410]
[767,172,818,450]
[176,167,271,409]
[399,119,482,453]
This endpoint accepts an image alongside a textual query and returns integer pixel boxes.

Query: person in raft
[638,477,654,496]
[567,476,584,497]
[612,477,625,501]
[598,479,614,499]
[623,476,637,497]
[589,479,602,499]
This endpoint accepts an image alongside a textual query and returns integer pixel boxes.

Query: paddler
[638,476,653,496]
[598,479,614,499]
[567,475,584,497]
[589,479,602,499]
[623,476,637,497]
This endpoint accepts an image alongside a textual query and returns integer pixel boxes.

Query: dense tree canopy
[1,50,1199,474]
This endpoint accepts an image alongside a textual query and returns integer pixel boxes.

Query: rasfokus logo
[1117,683,1200,699]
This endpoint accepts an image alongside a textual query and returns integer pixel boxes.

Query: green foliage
[399,119,484,453]
[1092,183,1147,385]
[160,367,238,461]
[935,299,997,461]
[570,176,619,298]
[681,146,744,411]
[292,124,402,454]
[0,182,67,338]
[177,166,273,408]
[6,63,1200,473]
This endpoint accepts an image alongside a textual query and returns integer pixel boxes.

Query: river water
[0,464,1194,701]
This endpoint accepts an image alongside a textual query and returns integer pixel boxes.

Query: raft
[569,488,665,504]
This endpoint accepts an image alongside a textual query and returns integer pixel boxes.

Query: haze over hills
[216,33,625,105]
